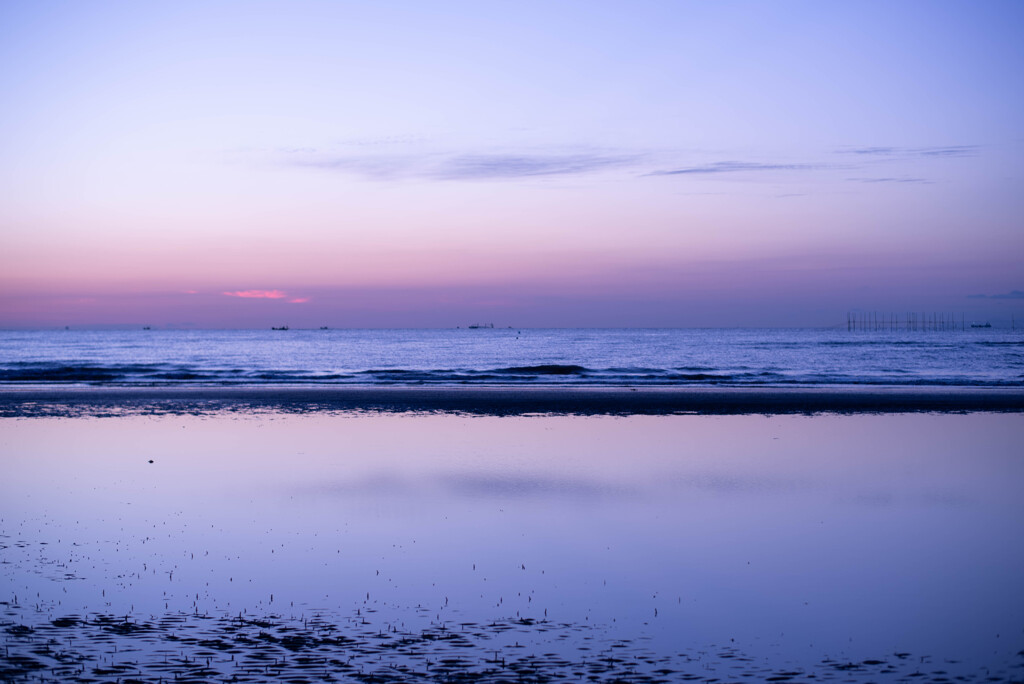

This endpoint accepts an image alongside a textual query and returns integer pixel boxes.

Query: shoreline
[2,384,1024,416]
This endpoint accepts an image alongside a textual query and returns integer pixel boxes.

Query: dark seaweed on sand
[2,606,1022,683]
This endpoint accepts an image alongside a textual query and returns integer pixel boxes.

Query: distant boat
[271,325,289,331]
[319,326,329,330]
[142,326,151,330]
[970,323,992,328]
[467,323,495,329]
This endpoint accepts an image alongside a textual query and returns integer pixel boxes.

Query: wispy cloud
[646,161,822,176]
[285,150,640,181]
[838,145,978,158]
[847,177,931,184]
[917,146,978,157]
[433,153,637,180]
[275,141,975,187]
[223,290,288,299]
[967,289,1024,299]
[842,146,899,156]
[222,290,310,303]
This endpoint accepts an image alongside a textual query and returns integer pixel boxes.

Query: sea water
[1,327,1021,386]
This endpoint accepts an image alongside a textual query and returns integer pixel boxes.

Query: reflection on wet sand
[1,412,1023,681]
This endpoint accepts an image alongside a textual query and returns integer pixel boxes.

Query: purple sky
[2,1,1022,327]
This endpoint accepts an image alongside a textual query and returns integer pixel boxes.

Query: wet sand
[2,384,1024,417]
[2,411,1023,682]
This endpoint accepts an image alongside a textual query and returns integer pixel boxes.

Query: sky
[1,0,1022,328]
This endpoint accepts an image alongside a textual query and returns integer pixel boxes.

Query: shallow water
[1,412,1023,681]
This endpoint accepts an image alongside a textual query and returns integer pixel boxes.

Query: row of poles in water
[846,312,996,331]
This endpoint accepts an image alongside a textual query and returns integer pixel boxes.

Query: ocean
[1,327,1022,387]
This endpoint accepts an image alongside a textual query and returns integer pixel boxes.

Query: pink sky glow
[1,2,1021,327]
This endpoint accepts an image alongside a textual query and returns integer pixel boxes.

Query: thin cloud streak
[847,177,931,184]
[433,153,639,180]
[838,145,979,158]
[223,290,289,299]
[278,143,976,185]
[646,161,824,176]
[285,151,642,181]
